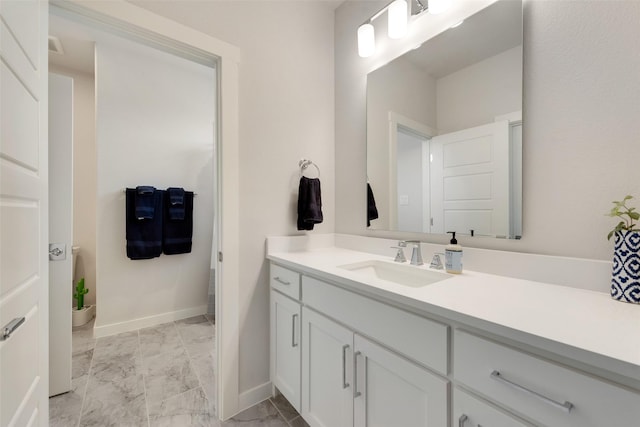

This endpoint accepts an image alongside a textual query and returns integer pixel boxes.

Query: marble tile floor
[49,315,308,427]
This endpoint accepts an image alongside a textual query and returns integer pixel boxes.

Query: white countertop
[267,246,640,386]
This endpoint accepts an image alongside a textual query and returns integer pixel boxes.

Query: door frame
[50,0,241,419]
[387,111,435,230]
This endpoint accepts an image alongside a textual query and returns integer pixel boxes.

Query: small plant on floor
[606,195,640,240]
[74,278,89,310]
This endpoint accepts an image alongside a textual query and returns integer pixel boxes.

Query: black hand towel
[167,187,186,220]
[367,183,379,227]
[163,190,194,255]
[126,188,163,259]
[135,186,157,219]
[297,177,323,231]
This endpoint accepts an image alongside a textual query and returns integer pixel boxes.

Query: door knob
[49,243,66,260]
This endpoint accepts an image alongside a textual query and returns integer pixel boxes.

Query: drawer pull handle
[274,277,290,286]
[342,344,350,389]
[1,317,25,341]
[490,370,574,413]
[291,314,298,347]
[354,351,363,398]
[458,414,468,427]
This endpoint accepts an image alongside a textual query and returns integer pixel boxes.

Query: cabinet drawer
[270,264,300,300]
[454,388,531,427]
[454,330,640,427]
[303,276,448,374]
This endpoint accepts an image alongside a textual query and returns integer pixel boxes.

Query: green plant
[607,195,640,240]
[74,278,89,310]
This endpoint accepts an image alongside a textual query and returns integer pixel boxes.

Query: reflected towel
[367,183,379,227]
[297,177,323,231]
[126,188,163,259]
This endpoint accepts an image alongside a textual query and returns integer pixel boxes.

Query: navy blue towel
[367,183,379,227]
[297,177,323,231]
[167,187,186,220]
[135,186,157,219]
[126,188,163,259]
[163,190,194,255]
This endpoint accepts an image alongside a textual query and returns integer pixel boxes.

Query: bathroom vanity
[268,235,640,427]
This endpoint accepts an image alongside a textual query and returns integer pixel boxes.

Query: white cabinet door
[454,388,531,427]
[0,0,49,426]
[270,290,301,412]
[302,308,354,427]
[354,335,448,427]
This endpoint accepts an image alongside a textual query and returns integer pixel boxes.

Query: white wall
[437,45,522,133]
[336,0,640,261]
[49,65,97,307]
[128,0,336,399]
[95,34,216,330]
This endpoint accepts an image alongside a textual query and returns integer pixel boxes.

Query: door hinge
[218,251,223,262]
[430,217,434,226]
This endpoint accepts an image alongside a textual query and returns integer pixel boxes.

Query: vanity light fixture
[358,0,453,58]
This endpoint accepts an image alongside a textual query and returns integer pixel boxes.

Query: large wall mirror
[366,0,523,239]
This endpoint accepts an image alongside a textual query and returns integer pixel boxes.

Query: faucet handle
[391,246,407,263]
[398,240,408,248]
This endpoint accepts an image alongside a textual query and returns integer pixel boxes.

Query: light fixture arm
[360,0,399,27]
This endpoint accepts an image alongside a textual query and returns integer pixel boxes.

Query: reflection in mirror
[366,0,523,239]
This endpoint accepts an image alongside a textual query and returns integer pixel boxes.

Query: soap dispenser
[445,231,463,274]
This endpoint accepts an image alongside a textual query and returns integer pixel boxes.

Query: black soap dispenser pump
[445,231,463,274]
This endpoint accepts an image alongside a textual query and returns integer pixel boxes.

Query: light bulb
[357,23,375,58]
[388,0,408,39]
[428,0,450,15]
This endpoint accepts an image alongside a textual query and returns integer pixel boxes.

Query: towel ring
[299,159,320,178]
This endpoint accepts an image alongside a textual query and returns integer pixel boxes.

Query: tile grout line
[137,329,151,427]
[174,320,211,408]
[75,332,96,427]
[265,398,292,426]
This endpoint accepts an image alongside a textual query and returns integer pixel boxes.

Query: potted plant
[72,278,95,326]
[607,195,640,304]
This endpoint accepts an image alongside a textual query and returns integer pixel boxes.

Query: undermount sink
[338,260,450,288]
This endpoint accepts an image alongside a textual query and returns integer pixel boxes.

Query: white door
[353,335,448,427]
[48,73,73,397]
[0,0,49,426]
[270,290,301,412]
[430,120,510,237]
[302,308,353,427]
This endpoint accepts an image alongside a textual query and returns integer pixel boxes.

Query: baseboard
[93,305,208,338]
[237,381,272,414]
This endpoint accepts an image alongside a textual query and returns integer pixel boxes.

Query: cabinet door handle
[342,344,350,389]
[353,351,363,398]
[1,317,25,341]
[490,370,574,413]
[273,276,290,286]
[458,414,468,427]
[291,314,298,347]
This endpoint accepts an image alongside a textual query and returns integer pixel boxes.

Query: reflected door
[430,121,510,237]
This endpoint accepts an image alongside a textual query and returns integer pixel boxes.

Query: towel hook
[299,158,320,178]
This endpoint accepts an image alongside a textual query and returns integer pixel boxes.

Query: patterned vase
[611,230,640,304]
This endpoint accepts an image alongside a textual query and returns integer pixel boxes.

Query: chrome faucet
[391,241,407,263]
[405,240,423,266]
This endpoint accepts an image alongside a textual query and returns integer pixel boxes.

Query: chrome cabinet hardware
[273,277,290,286]
[458,414,468,427]
[490,370,574,413]
[353,351,363,398]
[342,344,350,389]
[1,317,25,341]
[291,314,298,347]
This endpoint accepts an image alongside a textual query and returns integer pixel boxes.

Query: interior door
[430,120,510,237]
[48,73,73,397]
[0,0,49,426]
